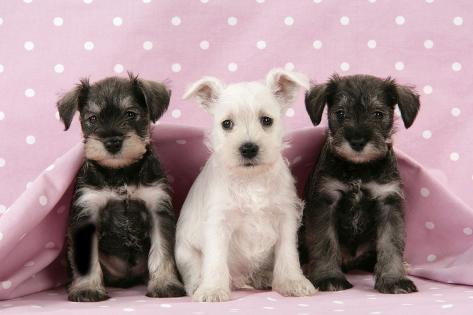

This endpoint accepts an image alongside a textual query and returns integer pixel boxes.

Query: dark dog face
[305,74,420,163]
[57,74,170,168]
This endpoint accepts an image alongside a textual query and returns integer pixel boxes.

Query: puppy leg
[193,216,231,302]
[146,210,186,298]
[304,196,353,291]
[67,222,108,302]
[374,195,417,294]
[272,212,316,297]
[175,241,202,296]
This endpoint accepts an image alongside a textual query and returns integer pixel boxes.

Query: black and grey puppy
[57,74,185,302]
[301,74,420,294]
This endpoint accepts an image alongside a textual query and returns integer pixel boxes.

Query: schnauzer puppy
[175,69,317,302]
[57,74,185,302]
[301,74,420,294]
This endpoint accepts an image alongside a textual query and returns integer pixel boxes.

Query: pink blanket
[0,0,472,313]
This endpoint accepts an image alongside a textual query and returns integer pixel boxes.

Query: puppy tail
[72,223,97,276]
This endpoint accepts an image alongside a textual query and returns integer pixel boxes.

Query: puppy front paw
[273,276,317,297]
[375,277,417,294]
[68,288,109,302]
[146,281,186,298]
[313,276,353,292]
[193,285,231,302]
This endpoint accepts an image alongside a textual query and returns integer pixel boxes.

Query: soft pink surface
[0,0,472,313]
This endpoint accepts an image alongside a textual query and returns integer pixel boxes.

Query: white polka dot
[54,64,64,73]
[420,187,430,197]
[450,152,460,161]
[171,63,182,72]
[143,41,153,50]
[463,227,472,235]
[451,62,462,72]
[227,17,238,26]
[424,40,434,49]
[441,304,453,309]
[451,107,461,117]
[176,139,187,145]
[171,16,181,26]
[256,0,265,3]
[113,16,123,26]
[25,88,35,98]
[367,40,377,49]
[123,308,135,312]
[368,0,376,3]
[45,241,55,249]
[422,130,432,139]
[284,16,294,26]
[23,0,33,3]
[83,0,93,3]
[286,108,295,117]
[423,85,433,94]
[0,64,4,73]
[1,281,11,289]
[200,0,209,3]
[0,112,4,120]
[160,304,172,308]
[24,41,34,51]
[425,221,435,230]
[200,40,209,50]
[113,64,124,73]
[0,17,3,26]
[228,62,238,72]
[256,40,266,49]
[453,16,463,26]
[395,16,405,25]
[171,109,181,118]
[39,195,48,206]
[142,0,151,3]
[425,0,434,3]
[340,62,350,71]
[333,300,344,304]
[53,17,63,26]
[313,40,322,49]
[395,61,405,71]
[284,62,295,71]
[340,16,350,25]
[0,159,5,167]
[26,135,36,144]
[427,254,437,262]
[24,261,35,267]
[84,41,94,50]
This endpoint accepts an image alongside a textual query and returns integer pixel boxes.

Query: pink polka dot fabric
[0,0,472,313]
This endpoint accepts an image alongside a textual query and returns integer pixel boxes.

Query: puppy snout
[239,142,259,159]
[347,137,367,152]
[103,136,123,154]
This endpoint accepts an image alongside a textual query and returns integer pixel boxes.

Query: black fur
[301,74,419,294]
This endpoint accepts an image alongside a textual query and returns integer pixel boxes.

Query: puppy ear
[182,76,224,112]
[305,84,327,126]
[130,73,171,123]
[57,79,90,130]
[395,84,420,129]
[266,68,310,107]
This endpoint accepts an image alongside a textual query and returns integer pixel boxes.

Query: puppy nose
[239,142,259,159]
[104,136,123,154]
[348,137,367,152]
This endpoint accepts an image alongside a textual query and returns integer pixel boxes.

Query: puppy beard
[84,133,148,168]
[331,138,387,164]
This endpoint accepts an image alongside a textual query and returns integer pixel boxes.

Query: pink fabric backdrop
[0,0,472,313]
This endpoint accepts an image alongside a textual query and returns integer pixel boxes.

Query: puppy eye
[126,111,137,119]
[373,111,384,119]
[260,116,273,127]
[88,115,97,124]
[222,119,233,130]
[335,110,345,121]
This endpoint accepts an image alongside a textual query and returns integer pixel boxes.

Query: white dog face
[183,69,309,174]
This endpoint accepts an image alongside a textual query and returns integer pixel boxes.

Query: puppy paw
[313,277,353,292]
[68,288,109,302]
[273,276,317,297]
[193,286,231,302]
[146,282,186,298]
[375,278,418,294]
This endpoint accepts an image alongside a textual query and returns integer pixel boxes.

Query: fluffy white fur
[176,69,316,302]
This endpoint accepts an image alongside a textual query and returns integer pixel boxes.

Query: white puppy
[175,69,317,302]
